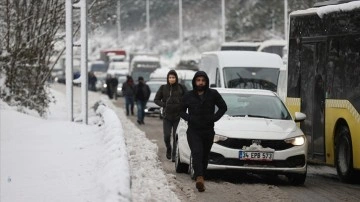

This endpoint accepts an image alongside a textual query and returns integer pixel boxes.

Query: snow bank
[95,103,132,202]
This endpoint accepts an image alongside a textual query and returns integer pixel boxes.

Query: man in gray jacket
[154,70,186,161]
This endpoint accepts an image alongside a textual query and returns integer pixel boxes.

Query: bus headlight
[214,134,228,143]
[284,136,305,146]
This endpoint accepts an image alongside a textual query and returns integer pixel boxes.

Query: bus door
[300,41,326,161]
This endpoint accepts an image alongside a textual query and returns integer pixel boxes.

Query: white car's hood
[214,116,298,140]
[149,93,156,102]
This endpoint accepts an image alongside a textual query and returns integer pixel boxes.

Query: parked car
[145,80,166,117]
[95,74,107,93]
[175,88,308,185]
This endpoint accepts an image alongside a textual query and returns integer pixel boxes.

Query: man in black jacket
[154,70,186,161]
[134,76,151,124]
[180,71,227,192]
[122,76,135,116]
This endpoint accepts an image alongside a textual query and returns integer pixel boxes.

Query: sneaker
[137,120,142,125]
[166,147,171,160]
[141,120,145,124]
[196,176,205,192]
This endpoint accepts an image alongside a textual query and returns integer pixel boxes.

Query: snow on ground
[0,83,179,202]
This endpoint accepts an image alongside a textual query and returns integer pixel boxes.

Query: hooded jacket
[134,79,151,102]
[180,71,227,130]
[154,70,186,120]
[122,76,135,97]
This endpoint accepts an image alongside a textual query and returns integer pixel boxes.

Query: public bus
[286,0,360,182]
[129,54,161,81]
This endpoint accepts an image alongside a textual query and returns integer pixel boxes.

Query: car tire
[287,170,306,186]
[189,155,196,180]
[175,139,188,173]
[335,125,355,183]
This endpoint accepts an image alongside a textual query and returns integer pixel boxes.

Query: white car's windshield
[221,93,291,120]
[223,67,279,92]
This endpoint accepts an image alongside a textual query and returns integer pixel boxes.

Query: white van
[199,51,286,100]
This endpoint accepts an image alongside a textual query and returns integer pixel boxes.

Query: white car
[175,88,308,185]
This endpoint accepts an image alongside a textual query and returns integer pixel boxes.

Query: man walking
[134,76,151,124]
[122,75,135,116]
[154,70,186,161]
[180,71,227,192]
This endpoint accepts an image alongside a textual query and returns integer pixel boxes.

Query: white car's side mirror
[294,112,306,122]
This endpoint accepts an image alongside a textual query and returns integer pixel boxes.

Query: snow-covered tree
[0,0,64,116]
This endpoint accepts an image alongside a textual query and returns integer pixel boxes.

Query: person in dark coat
[180,71,227,192]
[105,74,114,99]
[121,75,135,116]
[134,76,151,124]
[154,70,186,161]
[111,75,119,100]
[88,71,97,91]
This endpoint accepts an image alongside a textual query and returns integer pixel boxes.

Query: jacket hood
[192,71,209,90]
[167,70,178,85]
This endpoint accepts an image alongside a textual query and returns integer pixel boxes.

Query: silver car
[145,80,166,117]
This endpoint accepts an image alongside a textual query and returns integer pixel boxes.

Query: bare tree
[0,0,65,116]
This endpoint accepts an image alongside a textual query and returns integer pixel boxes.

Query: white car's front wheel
[175,139,188,173]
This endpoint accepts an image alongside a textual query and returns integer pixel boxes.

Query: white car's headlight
[213,134,228,143]
[284,136,305,146]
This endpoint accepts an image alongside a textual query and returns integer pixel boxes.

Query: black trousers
[186,128,215,178]
[163,118,180,159]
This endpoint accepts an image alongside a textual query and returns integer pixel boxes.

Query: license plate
[239,151,273,161]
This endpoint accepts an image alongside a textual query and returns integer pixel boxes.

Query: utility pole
[66,0,88,124]
[80,0,88,124]
[65,0,74,122]
[146,0,150,51]
[284,0,288,41]
[117,0,122,45]
[179,0,183,57]
[221,0,226,43]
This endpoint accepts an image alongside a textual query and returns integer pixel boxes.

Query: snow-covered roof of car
[221,41,261,47]
[213,88,278,96]
[257,39,286,52]
[202,51,284,69]
[175,70,196,80]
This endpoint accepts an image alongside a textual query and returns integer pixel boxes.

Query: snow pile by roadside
[102,100,180,202]
[95,103,131,202]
